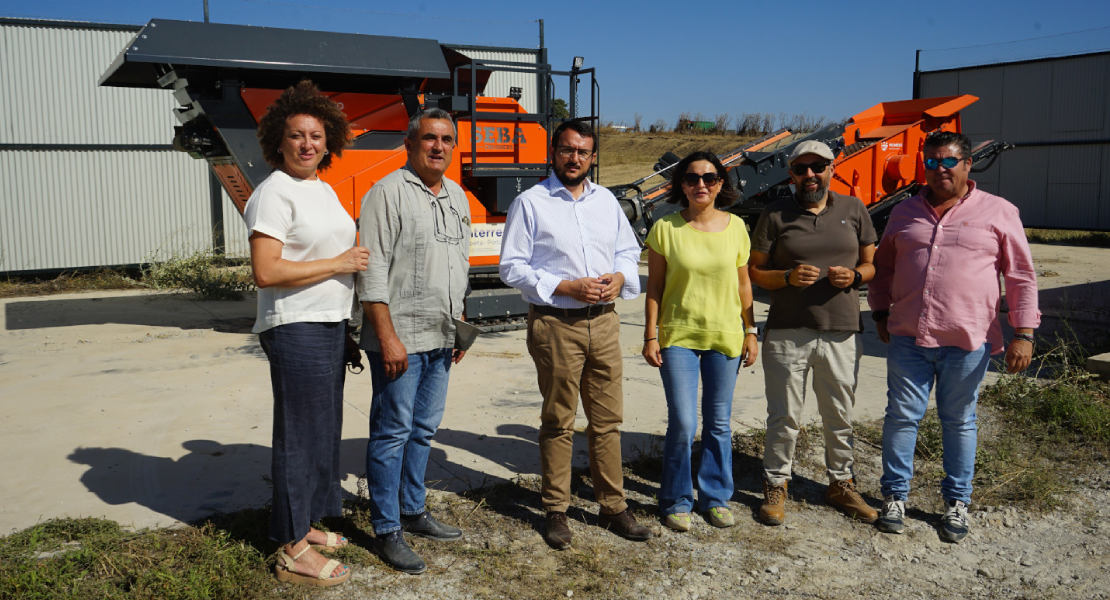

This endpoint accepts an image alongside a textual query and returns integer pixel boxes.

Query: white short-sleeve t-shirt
[243,169,356,333]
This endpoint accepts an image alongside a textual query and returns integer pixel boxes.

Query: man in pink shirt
[869,131,1040,543]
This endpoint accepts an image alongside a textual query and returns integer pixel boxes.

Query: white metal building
[0,18,544,274]
[916,50,1110,230]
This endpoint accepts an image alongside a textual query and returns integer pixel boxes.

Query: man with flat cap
[748,140,879,527]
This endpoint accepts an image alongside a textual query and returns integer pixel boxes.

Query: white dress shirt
[499,174,642,308]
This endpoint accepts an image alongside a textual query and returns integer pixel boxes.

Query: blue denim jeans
[259,321,346,545]
[658,346,741,514]
[881,335,991,504]
[366,348,453,535]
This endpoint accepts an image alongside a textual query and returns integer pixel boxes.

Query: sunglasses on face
[789,161,830,176]
[681,172,722,186]
[923,156,965,170]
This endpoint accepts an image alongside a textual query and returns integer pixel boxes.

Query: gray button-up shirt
[357,165,471,354]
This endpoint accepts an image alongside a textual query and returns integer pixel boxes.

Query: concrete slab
[1,242,1107,534]
[1087,353,1110,382]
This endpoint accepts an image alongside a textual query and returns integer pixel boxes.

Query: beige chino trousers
[526,309,627,515]
[762,327,862,485]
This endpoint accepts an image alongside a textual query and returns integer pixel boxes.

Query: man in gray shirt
[358,108,470,574]
[748,140,878,528]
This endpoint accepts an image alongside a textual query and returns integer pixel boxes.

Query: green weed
[142,249,254,301]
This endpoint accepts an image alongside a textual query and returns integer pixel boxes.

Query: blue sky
[6,0,1110,127]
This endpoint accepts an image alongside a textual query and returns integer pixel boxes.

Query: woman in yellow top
[643,151,759,532]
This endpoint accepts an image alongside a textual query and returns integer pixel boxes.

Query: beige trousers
[761,327,861,485]
[526,309,627,515]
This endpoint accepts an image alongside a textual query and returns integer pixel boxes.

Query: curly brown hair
[256,80,351,171]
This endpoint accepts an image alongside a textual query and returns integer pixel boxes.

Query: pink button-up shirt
[869,181,1040,354]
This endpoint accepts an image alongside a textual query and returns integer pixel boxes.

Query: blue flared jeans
[880,335,991,505]
[658,346,741,515]
[366,348,453,535]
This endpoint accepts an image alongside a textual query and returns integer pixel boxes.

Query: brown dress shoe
[544,511,572,550]
[597,509,652,541]
[759,480,787,526]
[826,478,878,523]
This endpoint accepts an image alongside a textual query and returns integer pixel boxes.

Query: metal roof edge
[919,49,1110,75]
[446,43,540,54]
[0,16,143,31]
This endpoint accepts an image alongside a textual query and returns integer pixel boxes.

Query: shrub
[143,249,254,301]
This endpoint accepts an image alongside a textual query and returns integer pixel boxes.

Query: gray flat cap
[786,140,836,164]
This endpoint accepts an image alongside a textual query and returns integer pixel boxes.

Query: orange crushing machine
[100,19,598,327]
[614,95,1012,239]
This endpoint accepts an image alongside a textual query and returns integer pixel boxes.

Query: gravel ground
[272,426,1110,600]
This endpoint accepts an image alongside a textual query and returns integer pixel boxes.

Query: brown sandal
[274,545,350,587]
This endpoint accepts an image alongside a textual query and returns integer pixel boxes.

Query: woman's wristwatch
[745,326,759,337]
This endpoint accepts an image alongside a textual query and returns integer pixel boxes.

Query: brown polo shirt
[750,190,877,332]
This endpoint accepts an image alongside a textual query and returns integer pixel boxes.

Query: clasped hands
[565,273,624,304]
[787,264,855,289]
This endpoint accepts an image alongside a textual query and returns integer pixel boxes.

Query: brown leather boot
[759,480,787,526]
[543,512,572,550]
[596,509,653,541]
[826,478,878,523]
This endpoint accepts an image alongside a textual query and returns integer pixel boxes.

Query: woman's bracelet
[643,337,657,342]
[1012,332,1035,344]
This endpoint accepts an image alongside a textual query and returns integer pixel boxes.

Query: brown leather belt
[530,303,616,319]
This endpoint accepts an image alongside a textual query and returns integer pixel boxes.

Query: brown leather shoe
[597,509,652,541]
[759,480,787,526]
[543,511,572,550]
[826,478,878,523]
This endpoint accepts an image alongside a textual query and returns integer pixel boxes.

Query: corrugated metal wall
[918,52,1110,229]
[452,47,542,114]
[0,20,243,273]
[0,25,171,144]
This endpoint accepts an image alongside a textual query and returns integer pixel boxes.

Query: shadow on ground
[5,293,256,332]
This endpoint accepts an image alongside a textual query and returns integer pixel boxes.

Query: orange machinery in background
[615,95,1011,239]
[101,19,598,326]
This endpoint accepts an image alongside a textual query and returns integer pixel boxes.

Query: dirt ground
[2,242,1110,598]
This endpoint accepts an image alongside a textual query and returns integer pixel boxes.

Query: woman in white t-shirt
[243,80,367,588]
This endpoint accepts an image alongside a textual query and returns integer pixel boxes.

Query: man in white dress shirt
[500,120,651,549]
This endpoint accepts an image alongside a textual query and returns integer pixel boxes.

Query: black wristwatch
[852,269,863,289]
[872,309,889,322]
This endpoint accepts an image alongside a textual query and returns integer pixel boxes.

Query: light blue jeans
[658,346,741,515]
[881,335,991,504]
[366,348,453,535]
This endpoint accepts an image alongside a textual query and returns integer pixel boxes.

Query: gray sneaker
[877,496,905,534]
[939,500,969,543]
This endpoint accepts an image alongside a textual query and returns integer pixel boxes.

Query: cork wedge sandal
[274,545,350,587]
[312,531,349,554]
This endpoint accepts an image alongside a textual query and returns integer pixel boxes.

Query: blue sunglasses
[923,156,966,170]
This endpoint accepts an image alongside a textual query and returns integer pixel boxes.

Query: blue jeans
[658,346,741,514]
[881,335,991,504]
[366,348,453,535]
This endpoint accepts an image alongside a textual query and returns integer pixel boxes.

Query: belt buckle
[586,304,600,318]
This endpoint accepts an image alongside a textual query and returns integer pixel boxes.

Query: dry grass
[0,269,141,299]
[1026,228,1110,247]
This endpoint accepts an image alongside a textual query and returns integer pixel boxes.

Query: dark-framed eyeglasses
[789,161,831,176]
[554,146,594,160]
[432,199,465,245]
[681,172,722,187]
[923,156,965,170]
